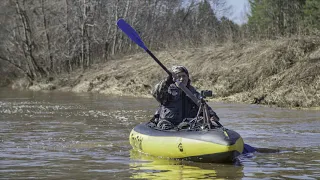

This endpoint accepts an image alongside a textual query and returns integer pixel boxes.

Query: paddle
[116,18,201,106]
[116,19,280,155]
[117,18,222,128]
[116,19,171,76]
[243,144,280,154]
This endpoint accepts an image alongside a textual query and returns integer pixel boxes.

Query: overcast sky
[226,0,249,24]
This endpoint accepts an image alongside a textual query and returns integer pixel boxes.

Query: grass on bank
[9,37,320,109]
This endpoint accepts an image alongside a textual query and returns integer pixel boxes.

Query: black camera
[200,90,213,98]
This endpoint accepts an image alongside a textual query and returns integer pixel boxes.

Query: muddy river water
[0,88,319,179]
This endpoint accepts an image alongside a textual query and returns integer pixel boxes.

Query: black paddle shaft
[146,49,171,76]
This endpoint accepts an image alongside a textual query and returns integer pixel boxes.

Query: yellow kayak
[129,122,244,163]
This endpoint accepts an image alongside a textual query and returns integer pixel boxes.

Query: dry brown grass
[22,36,320,108]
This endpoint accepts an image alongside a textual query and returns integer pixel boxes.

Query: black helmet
[171,65,189,77]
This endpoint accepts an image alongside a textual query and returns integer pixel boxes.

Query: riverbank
[9,37,320,109]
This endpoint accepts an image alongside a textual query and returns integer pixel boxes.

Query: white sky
[226,0,249,24]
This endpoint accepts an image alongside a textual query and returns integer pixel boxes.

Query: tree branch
[0,55,33,80]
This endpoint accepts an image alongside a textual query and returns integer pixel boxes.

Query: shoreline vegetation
[0,0,319,109]
[6,37,320,110]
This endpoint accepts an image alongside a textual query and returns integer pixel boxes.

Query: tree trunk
[118,0,131,52]
[111,0,119,55]
[80,0,87,70]
[41,0,54,73]
[66,0,73,73]
[15,0,46,78]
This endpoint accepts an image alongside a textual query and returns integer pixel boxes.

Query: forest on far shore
[0,0,319,109]
[0,0,319,82]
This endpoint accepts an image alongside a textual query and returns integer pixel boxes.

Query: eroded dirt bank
[12,37,320,109]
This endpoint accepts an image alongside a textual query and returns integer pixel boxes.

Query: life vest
[156,84,199,125]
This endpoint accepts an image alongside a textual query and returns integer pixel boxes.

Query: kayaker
[151,65,220,129]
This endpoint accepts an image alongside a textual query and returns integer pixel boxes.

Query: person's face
[174,72,189,86]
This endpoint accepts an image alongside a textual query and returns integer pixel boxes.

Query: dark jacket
[152,78,218,125]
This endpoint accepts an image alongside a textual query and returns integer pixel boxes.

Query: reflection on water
[130,150,244,180]
[0,88,319,179]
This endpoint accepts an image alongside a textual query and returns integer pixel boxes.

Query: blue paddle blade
[117,19,148,51]
[243,143,256,154]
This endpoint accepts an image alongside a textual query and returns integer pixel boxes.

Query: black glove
[165,74,174,85]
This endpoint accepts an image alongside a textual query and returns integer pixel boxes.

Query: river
[0,89,319,179]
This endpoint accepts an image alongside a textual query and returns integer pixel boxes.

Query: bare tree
[0,0,242,80]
